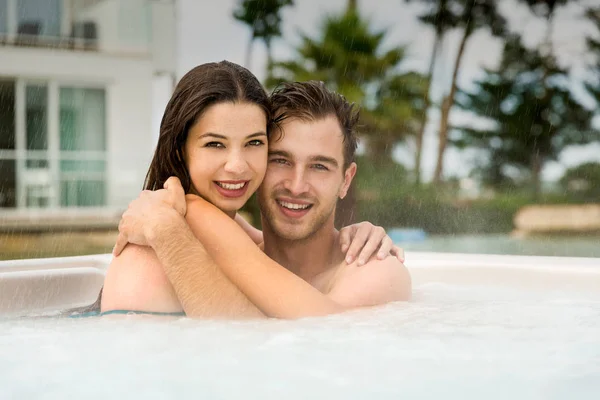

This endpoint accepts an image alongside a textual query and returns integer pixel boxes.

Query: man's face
[258,115,356,241]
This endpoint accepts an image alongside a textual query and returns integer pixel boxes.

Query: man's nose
[283,168,309,196]
[223,151,248,175]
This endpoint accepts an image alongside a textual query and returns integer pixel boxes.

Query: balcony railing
[0,0,151,55]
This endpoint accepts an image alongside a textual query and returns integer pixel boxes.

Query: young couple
[100,60,411,319]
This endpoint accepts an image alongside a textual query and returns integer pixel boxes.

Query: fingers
[376,236,395,260]
[344,223,373,264]
[356,227,387,266]
[112,232,128,257]
[164,176,182,192]
[338,225,356,253]
[113,209,130,256]
[164,176,186,216]
[390,245,405,263]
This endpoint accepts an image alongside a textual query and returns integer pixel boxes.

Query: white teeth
[279,201,310,210]
[217,182,246,190]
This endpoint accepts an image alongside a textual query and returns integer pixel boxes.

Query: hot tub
[1,252,599,399]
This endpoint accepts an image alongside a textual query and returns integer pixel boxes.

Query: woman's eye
[205,142,224,148]
[247,139,265,147]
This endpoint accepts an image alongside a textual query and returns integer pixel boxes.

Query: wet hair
[63,62,271,317]
[269,80,359,169]
[144,60,273,192]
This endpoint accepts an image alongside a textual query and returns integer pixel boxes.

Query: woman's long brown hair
[144,60,273,192]
[64,61,272,317]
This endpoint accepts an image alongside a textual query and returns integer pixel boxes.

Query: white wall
[0,46,155,210]
[74,0,151,54]
[151,0,176,75]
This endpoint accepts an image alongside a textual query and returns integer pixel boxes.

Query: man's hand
[112,177,187,256]
[339,222,405,266]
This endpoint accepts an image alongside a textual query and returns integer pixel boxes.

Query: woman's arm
[183,196,346,318]
[107,188,264,319]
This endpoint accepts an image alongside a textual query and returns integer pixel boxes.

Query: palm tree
[366,71,430,164]
[406,0,454,184]
[432,0,506,183]
[232,0,294,70]
[268,6,403,101]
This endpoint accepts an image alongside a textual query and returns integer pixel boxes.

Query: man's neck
[262,220,341,282]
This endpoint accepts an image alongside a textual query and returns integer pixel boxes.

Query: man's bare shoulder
[326,256,411,308]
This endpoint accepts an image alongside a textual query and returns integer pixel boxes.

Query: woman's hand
[339,222,404,266]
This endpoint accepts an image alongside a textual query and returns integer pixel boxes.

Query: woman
[100,61,403,318]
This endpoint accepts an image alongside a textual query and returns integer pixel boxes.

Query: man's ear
[339,162,357,199]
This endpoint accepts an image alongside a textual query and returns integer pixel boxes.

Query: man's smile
[276,198,314,219]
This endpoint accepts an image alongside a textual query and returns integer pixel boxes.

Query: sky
[156,0,600,183]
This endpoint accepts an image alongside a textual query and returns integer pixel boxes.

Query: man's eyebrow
[311,155,339,168]
[268,150,292,158]
[269,151,339,168]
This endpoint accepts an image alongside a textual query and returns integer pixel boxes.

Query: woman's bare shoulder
[102,244,180,312]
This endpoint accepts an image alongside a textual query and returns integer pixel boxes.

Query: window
[17,0,61,37]
[0,79,107,209]
[0,79,16,208]
[59,87,107,207]
[0,0,8,35]
[23,83,50,207]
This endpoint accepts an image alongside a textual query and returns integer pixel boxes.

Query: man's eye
[270,158,288,165]
[313,164,328,171]
[247,139,265,147]
[205,142,224,148]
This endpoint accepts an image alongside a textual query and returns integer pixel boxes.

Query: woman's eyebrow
[246,132,267,139]
[198,132,227,139]
[198,132,267,140]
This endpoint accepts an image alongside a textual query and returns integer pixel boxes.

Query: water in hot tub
[1,282,599,399]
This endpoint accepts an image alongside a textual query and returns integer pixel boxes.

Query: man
[114,81,411,318]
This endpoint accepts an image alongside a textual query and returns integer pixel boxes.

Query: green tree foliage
[584,7,600,106]
[365,72,430,163]
[267,7,403,101]
[453,35,596,199]
[519,0,572,22]
[560,162,600,202]
[232,0,294,70]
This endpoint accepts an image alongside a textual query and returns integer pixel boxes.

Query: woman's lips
[214,181,250,198]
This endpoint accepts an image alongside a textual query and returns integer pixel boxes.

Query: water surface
[1,283,599,399]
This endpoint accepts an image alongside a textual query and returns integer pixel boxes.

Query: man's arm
[113,186,264,319]
[234,213,263,245]
[325,257,411,308]
[147,210,265,319]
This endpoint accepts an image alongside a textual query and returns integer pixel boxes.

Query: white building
[0,0,175,228]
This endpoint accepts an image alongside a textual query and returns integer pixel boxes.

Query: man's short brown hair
[270,81,359,169]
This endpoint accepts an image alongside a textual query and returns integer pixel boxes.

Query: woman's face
[184,102,268,217]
